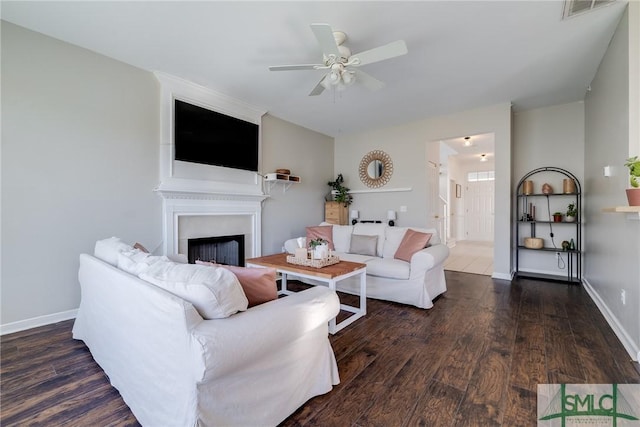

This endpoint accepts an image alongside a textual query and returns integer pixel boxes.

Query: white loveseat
[284,223,449,309]
[72,239,340,426]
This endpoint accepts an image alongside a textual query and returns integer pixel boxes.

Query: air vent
[562,0,617,19]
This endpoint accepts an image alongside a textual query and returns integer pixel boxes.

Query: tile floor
[444,240,494,276]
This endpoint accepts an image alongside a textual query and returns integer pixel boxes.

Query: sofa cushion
[306,225,335,250]
[394,229,433,262]
[382,227,411,258]
[117,249,168,276]
[335,252,378,264]
[352,223,386,257]
[94,237,134,266]
[196,261,278,307]
[349,234,378,256]
[140,261,248,319]
[332,225,354,253]
[366,258,411,280]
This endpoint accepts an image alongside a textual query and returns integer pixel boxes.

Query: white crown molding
[154,71,266,124]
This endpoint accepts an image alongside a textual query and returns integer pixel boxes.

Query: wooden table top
[246,253,366,280]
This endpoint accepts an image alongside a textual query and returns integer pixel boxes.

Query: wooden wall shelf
[603,206,640,220]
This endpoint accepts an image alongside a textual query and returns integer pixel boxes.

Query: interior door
[426,161,444,236]
[465,180,494,241]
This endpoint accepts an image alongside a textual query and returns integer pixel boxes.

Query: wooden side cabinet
[325,201,348,225]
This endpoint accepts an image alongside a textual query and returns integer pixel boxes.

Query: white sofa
[284,223,449,309]
[72,241,340,426]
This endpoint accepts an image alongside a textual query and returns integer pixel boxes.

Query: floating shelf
[264,175,300,194]
[603,206,640,220]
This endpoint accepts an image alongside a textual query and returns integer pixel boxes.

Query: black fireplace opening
[187,235,245,266]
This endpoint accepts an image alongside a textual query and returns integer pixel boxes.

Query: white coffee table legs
[277,268,366,334]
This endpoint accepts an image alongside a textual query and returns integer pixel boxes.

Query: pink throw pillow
[195,261,278,307]
[394,229,433,262]
[306,225,335,250]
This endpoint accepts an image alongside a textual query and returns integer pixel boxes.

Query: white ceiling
[1,1,628,137]
[441,133,495,166]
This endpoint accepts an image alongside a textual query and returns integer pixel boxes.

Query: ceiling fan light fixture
[342,70,355,85]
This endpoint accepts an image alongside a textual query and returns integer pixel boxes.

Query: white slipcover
[72,254,340,426]
[285,224,449,309]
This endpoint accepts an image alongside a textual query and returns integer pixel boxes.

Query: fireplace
[188,235,245,266]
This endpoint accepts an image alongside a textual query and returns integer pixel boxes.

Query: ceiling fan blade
[309,77,326,96]
[354,70,385,91]
[310,23,341,58]
[269,64,322,71]
[351,40,408,66]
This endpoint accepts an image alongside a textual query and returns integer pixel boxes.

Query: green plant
[327,173,353,206]
[553,211,562,216]
[566,203,577,217]
[625,156,640,188]
[308,238,328,248]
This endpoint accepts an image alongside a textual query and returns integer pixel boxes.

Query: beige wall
[512,102,585,276]
[260,115,334,254]
[1,22,162,327]
[334,103,512,279]
[584,5,640,361]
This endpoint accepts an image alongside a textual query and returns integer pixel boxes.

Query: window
[467,171,495,182]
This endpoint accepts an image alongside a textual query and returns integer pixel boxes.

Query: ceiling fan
[269,23,408,96]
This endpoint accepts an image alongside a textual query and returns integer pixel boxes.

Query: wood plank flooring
[2,271,639,426]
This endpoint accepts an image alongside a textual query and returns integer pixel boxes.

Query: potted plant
[309,238,329,259]
[565,203,577,222]
[552,212,563,222]
[625,156,640,206]
[327,173,353,207]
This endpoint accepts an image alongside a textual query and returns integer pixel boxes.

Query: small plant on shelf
[625,156,640,188]
[552,212,563,222]
[327,173,353,206]
[565,203,577,222]
[624,156,640,206]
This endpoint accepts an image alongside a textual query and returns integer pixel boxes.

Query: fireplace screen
[187,235,245,266]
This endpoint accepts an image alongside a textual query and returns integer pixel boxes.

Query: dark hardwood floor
[2,271,638,426]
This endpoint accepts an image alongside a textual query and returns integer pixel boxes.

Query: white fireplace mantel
[153,72,269,257]
[158,190,267,257]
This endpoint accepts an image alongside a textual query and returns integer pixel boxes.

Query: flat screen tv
[174,99,259,172]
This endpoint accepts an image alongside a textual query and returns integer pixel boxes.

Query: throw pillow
[117,249,168,276]
[196,261,278,307]
[349,234,378,256]
[140,261,248,319]
[394,229,433,262]
[94,237,134,266]
[133,242,149,253]
[306,225,335,250]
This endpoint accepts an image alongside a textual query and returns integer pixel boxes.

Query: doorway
[434,134,495,275]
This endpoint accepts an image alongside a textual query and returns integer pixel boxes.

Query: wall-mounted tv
[174,99,259,172]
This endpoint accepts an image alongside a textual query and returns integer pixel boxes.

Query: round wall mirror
[359,150,393,188]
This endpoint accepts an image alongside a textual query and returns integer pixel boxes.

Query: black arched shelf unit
[515,167,582,284]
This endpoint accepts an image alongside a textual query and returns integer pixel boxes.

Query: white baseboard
[0,309,77,336]
[492,271,513,281]
[582,278,640,362]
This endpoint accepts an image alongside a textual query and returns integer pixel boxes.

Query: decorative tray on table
[286,255,340,268]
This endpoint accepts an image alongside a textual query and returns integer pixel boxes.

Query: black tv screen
[174,99,259,172]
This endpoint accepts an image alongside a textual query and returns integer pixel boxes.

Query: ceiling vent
[562,0,617,20]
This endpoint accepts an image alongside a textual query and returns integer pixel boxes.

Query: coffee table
[246,253,366,334]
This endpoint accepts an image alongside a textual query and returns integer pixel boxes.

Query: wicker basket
[524,237,544,249]
[286,255,340,268]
